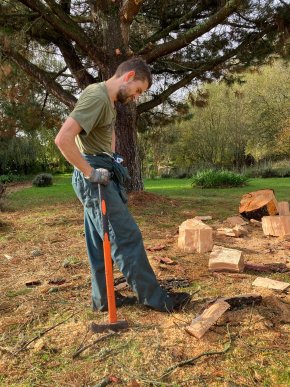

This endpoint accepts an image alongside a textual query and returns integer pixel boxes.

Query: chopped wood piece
[217,226,248,238]
[252,277,290,291]
[278,201,289,216]
[178,219,213,253]
[233,225,248,237]
[221,294,262,308]
[195,215,212,221]
[147,244,166,251]
[48,278,66,285]
[209,246,244,272]
[245,262,290,273]
[185,300,230,339]
[262,216,290,237]
[153,256,176,265]
[250,219,262,226]
[239,189,278,220]
[217,228,236,237]
[201,294,262,310]
[225,216,248,227]
[25,280,42,287]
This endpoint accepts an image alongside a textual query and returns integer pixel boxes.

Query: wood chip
[252,277,290,291]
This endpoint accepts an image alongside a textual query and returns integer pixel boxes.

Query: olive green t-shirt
[69,82,116,154]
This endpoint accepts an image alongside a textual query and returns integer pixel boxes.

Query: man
[55,57,190,312]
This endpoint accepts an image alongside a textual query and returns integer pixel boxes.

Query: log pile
[176,189,290,340]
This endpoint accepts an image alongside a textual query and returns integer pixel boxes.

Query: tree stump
[239,189,278,220]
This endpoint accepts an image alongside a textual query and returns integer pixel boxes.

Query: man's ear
[123,70,135,82]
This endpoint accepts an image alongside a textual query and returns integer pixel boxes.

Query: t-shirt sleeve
[69,87,106,134]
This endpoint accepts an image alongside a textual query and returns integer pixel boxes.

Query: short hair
[115,57,152,88]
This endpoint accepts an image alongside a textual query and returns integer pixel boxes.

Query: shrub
[192,169,248,188]
[0,174,25,184]
[32,173,53,187]
[244,164,290,178]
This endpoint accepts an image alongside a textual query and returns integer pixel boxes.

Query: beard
[116,85,134,104]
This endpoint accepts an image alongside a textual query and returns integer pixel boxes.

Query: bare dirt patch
[0,190,289,386]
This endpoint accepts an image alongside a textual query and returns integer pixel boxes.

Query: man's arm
[55,117,93,177]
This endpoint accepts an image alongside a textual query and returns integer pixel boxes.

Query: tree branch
[120,0,145,24]
[138,28,268,114]
[142,2,207,46]
[0,36,76,109]
[56,39,96,88]
[18,0,105,70]
[141,0,244,63]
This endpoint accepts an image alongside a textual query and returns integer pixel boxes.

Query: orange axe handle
[99,184,117,323]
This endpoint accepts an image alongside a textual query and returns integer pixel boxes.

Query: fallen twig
[72,331,116,359]
[14,312,76,355]
[159,324,232,379]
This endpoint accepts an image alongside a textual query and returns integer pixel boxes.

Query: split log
[239,189,278,220]
[209,246,244,272]
[178,219,213,253]
[262,216,290,237]
[245,261,290,273]
[221,294,262,309]
[225,216,248,227]
[217,226,247,238]
[195,215,212,221]
[250,219,262,227]
[252,277,290,291]
[185,300,230,339]
[278,201,289,216]
[200,293,262,311]
[216,228,236,237]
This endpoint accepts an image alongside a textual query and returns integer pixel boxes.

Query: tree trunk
[115,102,143,192]
[239,189,278,220]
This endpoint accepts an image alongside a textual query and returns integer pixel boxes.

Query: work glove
[86,168,110,185]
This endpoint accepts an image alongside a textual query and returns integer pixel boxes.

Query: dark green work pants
[72,154,174,312]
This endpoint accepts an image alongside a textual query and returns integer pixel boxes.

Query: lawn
[8,175,290,219]
[0,176,289,386]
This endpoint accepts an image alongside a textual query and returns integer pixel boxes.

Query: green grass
[145,177,290,200]
[8,175,76,209]
[6,175,290,217]
[145,177,290,218]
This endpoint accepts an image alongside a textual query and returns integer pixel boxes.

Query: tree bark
[115,102,143,191]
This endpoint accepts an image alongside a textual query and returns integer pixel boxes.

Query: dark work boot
[167,291,191,311]
[94,292,138,312]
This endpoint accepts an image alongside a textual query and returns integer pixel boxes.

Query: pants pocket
[119,185,128,204]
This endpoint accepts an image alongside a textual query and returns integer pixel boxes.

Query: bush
[192,169,248,188]
[244,163,290,178]
[32,173,53,187]
[0,174,25,184]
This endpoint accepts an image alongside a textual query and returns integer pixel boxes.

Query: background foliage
[0,0,289,189]
[140,60,290,178]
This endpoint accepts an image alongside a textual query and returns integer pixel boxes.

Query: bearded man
[55,57,190,312]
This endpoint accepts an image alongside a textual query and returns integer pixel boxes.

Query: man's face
[116,79,149,104]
